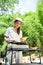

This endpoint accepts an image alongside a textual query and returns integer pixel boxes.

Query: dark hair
[17,27,20,35]
[14,20,19,23]
[14,20,20,35]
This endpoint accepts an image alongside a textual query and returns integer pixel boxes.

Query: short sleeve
[4,28,10,37]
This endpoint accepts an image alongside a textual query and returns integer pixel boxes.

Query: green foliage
[37,0,43,54]
[37,0,43,25]
[0,0,18,10]
[21,12,43,47]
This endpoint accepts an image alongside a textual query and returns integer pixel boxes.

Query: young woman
[4,18,23,43]
[4,18,24,64]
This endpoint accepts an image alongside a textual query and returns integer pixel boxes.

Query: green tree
[37,0,43,54]
[37,0,43,25]
[0,0,19,14]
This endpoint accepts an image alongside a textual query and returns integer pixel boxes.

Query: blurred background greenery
[0,0,43,55]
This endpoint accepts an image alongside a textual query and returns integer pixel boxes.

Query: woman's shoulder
[6,27,13,30]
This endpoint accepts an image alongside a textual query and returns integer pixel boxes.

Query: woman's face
[14,21,22,28]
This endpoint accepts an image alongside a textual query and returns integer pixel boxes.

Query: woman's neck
[13,26,20,35]
[13,26,17,31]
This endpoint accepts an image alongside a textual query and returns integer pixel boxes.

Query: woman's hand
[21,38,25,42]
[20,37,27,42]
[20,37,25,42]
[4,37,10,43]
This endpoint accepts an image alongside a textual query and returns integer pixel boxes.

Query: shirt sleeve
[4,28,10,37]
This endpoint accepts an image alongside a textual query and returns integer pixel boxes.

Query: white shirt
[4,27,22,42]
